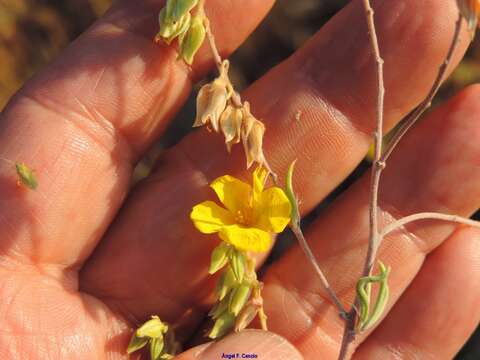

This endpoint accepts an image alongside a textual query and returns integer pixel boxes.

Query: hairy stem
[381,212,480,238]
[338,1,384,358]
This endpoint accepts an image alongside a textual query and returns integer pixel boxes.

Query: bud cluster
[194,60,267,169]
[155,0,206,64]
[207,243,266,338]
[127,316,181,360]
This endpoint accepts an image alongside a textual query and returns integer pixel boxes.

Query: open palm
[0,0,479,359]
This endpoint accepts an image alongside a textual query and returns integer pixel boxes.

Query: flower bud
[208,312,236,339]
[127,333,149,354]
[229,283,251,316]
[216,266,236,300]
[209,243,231,274]
[209,295,230,320]
[230,249,246,283]
[150,337,165,360]
[180,14,206,65]
[194,61,231,131]
[157,9,191,45]
[166,0,199,23]
[219,105,243,152]
[136,316,168,338]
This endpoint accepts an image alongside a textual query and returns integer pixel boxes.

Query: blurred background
[0,0,478,358]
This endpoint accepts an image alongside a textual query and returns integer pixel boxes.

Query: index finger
[0,0,274,272]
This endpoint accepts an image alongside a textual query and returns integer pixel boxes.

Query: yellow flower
[190,167,291,252]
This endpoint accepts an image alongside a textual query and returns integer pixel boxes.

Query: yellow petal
[255,187,291,233]
[210,175,251,214]
[219,225,272,252]
[252,166,268,202]
[190,201,234,234]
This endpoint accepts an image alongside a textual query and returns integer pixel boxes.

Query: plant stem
[380,12,463,163]
[338,9,464,360]
[380,212,480,238]
[338,1,385,358]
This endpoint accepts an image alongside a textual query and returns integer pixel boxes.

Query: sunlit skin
[0,0,479,359]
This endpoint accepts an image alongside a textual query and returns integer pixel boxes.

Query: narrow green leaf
[361,262,390,331]
[285,160,298,222]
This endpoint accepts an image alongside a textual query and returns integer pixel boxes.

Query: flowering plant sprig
[191,166,291,337]
[127,316,180,360]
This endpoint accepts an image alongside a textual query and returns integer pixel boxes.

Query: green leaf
[127,333,149,354]
[15,162,38,190]
[356,262,391,332]
[285,160,298,223]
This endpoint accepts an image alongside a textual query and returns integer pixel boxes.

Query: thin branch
[381,212,480,238]
[338,1,385,358]
[291,224,348,317]
[380,12,463,163]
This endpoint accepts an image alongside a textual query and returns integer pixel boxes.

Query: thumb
[175,330,303,360]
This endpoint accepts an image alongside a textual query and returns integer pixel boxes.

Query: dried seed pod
[234,303,259,332]
[194,61,231,131]
[240,104,266,169]
[219,104,243,152]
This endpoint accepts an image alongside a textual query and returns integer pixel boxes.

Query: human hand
[0,0,478,359]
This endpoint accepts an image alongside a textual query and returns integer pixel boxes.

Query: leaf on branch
[356,261,391,332]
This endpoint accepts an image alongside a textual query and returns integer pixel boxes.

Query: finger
[260,85,480,358]
[175,330,303,360]
[0,0,274,270]
[80,0,469,327]
[354,226,480,360]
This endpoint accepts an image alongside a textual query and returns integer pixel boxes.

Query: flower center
[235,208,252,226]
